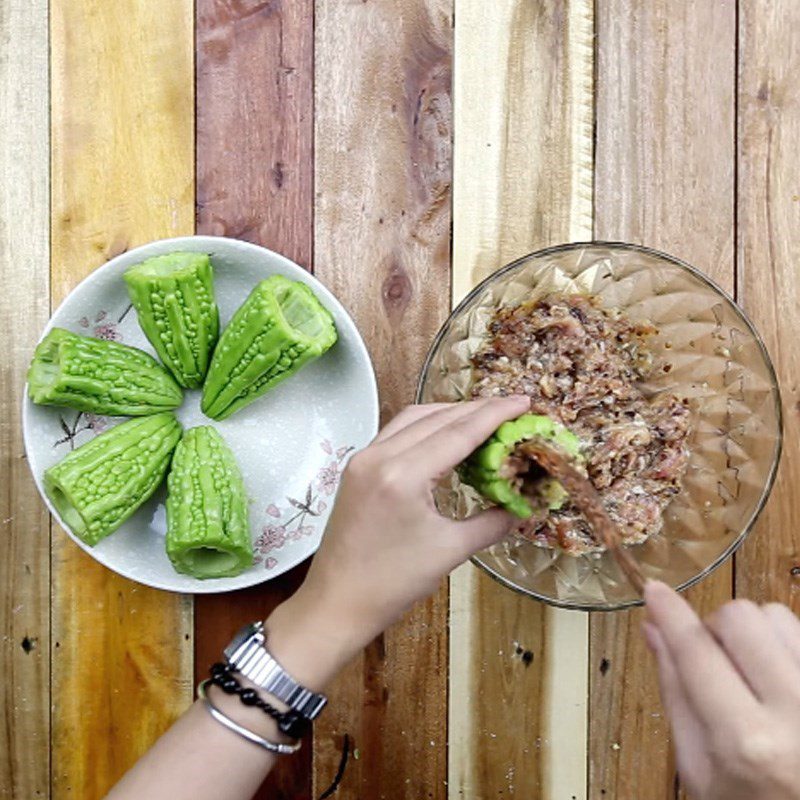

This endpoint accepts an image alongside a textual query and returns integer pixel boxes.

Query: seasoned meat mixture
[470,294,690,555]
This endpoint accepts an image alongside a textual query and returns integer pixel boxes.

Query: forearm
[106,594,358,800]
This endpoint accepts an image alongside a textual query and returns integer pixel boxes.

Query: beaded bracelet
[198,680,301,755]
[209,662,311,740]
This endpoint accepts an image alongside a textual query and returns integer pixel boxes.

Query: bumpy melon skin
[459,413,582,518]
[166,425,252,579]
[43,412,182,546]
[201,275,337,420]
[27,327,183,415]
[124,251,219,389]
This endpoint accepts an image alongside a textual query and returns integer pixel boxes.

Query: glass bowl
[417,242,783,610]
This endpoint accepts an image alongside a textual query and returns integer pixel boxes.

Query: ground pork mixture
[470,293,691,555]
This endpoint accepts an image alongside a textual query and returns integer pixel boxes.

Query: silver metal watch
[224,621,328,720]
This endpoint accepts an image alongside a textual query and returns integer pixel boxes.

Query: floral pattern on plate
[254,440,354,569]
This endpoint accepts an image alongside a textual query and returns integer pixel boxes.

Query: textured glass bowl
[417,242,783,610]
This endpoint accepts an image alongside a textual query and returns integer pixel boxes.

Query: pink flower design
[264,557,278,570]
[289,525,315,542]
[85,414,108,433]
[316,499,327,514]
[93,322,119,341]
[317,462,340,496]
[321,439,333,455]
[266,504,281,518]
[255,525,287,554]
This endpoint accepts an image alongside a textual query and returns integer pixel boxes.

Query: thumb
[452,507,514,558]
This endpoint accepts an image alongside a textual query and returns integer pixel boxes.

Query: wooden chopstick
[523,438,646,596]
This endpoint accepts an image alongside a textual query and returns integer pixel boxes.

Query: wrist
[264,589,363,693]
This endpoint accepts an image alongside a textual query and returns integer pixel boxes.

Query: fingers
[704,600,800,702]
[643,622,711,788]
[397,395,530,478]
[450,508,513,560]
[372,403,452,444]
[762,602,800,669]
[645,581,757,725]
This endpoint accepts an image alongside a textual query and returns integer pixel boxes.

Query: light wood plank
[591,3,736,797]
[50,2,194,796]
[736,1,800,607]
[313,1,452,797]
[450,1,594,797]
[0,1,50,796]
[194,2,314,796]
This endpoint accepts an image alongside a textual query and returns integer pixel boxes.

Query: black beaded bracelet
[209,662,311,740]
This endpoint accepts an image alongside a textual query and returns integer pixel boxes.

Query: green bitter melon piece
[460,413,583,519]
[44,412,182,546]
[124,252,220,388]
[27,327,183,416]
[201,275,338,420]
[165,425,252,579]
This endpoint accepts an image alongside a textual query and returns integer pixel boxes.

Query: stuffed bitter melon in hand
[27,327,183,416]
[460,413,582,518]
[202,275,337,420]
[44,412,182,546]
[166,425,252,579]
[124,252,219,388]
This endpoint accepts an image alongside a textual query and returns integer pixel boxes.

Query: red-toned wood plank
[195,2,314,798]
[313,1,452,798]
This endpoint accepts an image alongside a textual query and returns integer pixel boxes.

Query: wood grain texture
[0,1,50,797]
[50,2,194,796]
[591,2,736,797]
[313,1,452,797]
[194,3,314,797]
[450,1,594,797]
[736,0,800,608]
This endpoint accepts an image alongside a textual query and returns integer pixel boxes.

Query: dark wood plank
[195,2,314,797]
[313,1,452,797]
[736,1,800,608]
[0,1,50,796]
[591,2,736,798]
[50,1,195,796]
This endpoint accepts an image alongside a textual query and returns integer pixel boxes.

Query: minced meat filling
[470,293,690,555]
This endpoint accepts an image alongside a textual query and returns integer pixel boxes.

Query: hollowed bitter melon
[44,412,182,546]
[124,252,219,388]
[27,327,183,416]
[165,425,252,579]
[459,413,582,518]
[202,275,337,420]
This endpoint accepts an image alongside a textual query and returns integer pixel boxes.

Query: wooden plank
[50,2,195,796]
[450,1,594,797]
[313,1,452,797]
[736,1,800,607]
[0,1,50,796]
[194,2,314,797]
[591,2,736,798]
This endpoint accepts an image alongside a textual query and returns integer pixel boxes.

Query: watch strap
[224,621,327,720]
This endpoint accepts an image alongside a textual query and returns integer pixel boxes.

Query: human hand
[644,581,800,800]
[266,396,529,687]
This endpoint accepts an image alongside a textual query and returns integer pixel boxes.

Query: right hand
[644,580,800,799]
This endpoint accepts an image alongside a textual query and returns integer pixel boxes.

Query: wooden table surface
[2,1,798,798]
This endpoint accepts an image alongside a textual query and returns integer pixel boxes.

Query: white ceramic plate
[23,236,379,594]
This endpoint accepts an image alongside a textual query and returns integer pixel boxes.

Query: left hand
[267,396,530,688]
